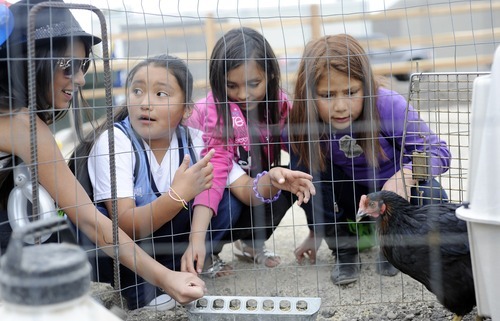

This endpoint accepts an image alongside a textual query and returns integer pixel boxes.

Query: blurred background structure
[62,0,499,121]
[51,0,500,158]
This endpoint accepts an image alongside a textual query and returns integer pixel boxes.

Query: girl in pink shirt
[183,27,299,276]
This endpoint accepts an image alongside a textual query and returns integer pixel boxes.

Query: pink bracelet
[252,171,281,203]
[168,187,188,210]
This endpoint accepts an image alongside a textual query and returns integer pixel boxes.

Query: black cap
[0,0,101,55]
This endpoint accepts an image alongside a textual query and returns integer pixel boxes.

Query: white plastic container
[455,46,500,320]
[0,217,123,321]
[0,295,123,321]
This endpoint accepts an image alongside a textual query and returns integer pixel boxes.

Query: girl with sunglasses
[0,0,207,306]
[57,57,91,78]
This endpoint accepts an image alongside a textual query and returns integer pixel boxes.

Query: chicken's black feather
[363,191,475,318]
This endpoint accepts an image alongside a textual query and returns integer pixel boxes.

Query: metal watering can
[7,163,58,244]
[0,217,123,320]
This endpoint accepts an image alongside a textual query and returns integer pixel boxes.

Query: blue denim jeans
[207,187,292,255]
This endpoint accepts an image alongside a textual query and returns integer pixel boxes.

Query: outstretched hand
[171,149,215,201]
[268,167,316,205]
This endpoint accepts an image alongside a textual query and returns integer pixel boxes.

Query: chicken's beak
[356,209,368,222]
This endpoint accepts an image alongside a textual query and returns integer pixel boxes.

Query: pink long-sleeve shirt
[186,91,290,214]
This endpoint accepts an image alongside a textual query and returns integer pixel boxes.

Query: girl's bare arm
[104,150,215,238]
[0,112,206,302]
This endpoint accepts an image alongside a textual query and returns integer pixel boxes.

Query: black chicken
[356,190,481,321]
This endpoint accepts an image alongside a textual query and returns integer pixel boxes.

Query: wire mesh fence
[0,0,498,320]
[403,71,489,205]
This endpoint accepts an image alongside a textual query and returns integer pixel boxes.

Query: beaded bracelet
[168,187,188,210]
[252,171,281,203]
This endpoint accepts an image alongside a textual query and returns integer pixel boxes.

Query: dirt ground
[91,203,482,321]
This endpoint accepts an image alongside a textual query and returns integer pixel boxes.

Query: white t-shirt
[88,126,245,202]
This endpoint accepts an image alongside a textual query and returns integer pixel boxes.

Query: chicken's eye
[368,201,375,207]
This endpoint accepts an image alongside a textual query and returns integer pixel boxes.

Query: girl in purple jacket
[288,34,452,285]
[183,27,298,276]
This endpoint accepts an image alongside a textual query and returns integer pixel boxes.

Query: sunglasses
[56,58,91,78]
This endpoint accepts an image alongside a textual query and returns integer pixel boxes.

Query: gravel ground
[91,204,483,321]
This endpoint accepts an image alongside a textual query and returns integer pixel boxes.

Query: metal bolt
[16,173,26,185]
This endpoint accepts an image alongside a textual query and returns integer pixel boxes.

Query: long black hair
[0,37,92,124]
[209,27,283,169]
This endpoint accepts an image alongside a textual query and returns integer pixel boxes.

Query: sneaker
[376,252,399,276]
[331,253,360,285]
[145,294,176,311]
